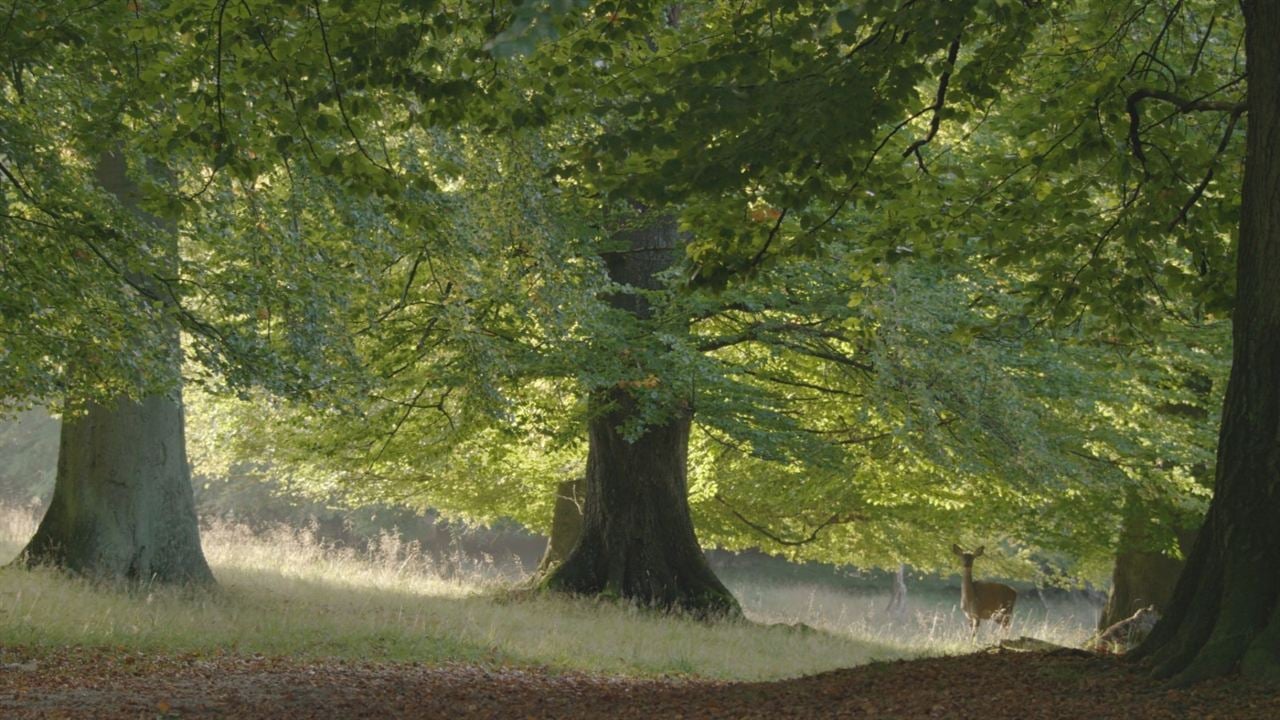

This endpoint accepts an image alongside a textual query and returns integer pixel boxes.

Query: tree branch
[1168,105,1245,231]
[714,493,863,547]
[1125,87,1246,167]
[902,36,962,172]
[312,0,395,175]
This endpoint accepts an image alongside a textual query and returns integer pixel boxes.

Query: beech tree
[1,3,416,582]
[3,0,1249,631]
[538,213,738,614]
[1131,0,1280,684]
[16,153,212,583]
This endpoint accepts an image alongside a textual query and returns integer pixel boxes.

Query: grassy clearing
[721,570,1099,656]
[0,506,1097,681]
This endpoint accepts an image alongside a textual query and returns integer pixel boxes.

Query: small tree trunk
[542,213,739,617]
[1131,1,1280,683]
[537,477,585,573]
[1099,498,1198,629]
[885,564,908,619]
[16,151,212,585]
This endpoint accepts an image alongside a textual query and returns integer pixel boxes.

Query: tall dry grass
[724,574,1098,655]
[0,505,1098,680]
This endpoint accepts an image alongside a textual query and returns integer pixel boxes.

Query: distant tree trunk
[1131,1,1280,683]
[537,477,584,573]
[885,564,908,619]
[16,152,212,585]
[1103,372,1212,631]
[1099,498,1198,630]
[542,214,739,617]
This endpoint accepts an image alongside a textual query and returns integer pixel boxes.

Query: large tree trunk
[16,151,212,585]
[1130,1,1280,683]
[542,214,739,617]
[19,393,213,584]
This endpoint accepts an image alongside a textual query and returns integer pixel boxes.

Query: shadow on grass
[0,558,915,680]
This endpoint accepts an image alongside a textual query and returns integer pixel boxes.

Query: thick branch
[1125,87,1246,166]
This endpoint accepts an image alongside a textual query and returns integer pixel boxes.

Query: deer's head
[951,544,985,569]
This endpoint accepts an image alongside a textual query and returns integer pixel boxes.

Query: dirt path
[1,645,1274,718]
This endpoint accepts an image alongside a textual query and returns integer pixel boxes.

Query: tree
[200,1,1136,615]
[536,477,584,573]
[1099,500,1198,630]
[1100,383,1211,630]
[1131,0,1280,685]
[1,3,417,582]
[15,152,213,583]
[483,0,1074,610]
[541,213,738,615]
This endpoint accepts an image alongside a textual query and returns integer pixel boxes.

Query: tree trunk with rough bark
[542,214,739,617]
[1131,2,1280,683]
[16,152,212,586]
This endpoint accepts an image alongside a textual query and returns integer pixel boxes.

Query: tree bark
[16,152,212,585]
[19,393,213,584]
[536,477,584,573]
[1130,1,1280,683]
[542,214,740,617]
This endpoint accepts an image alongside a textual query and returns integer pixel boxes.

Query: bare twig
[714,493,863,546]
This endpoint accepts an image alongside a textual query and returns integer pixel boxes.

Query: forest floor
[0,644,1275,719]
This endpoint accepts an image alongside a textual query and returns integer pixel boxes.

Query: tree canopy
[1,0,1268,677]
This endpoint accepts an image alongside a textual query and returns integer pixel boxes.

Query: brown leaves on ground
[0,645,1275,719]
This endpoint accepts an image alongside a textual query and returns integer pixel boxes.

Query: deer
[951,544,1017,640]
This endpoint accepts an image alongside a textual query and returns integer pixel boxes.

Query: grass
[0,505,1099,681]
[719,568,1100,656]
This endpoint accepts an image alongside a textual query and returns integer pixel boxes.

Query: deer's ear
[951,544,963,556]
[974,546,985,557]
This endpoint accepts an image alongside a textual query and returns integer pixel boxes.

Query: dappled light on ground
[0,504,1107,679]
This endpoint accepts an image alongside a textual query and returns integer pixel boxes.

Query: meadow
[0,505,1100,681]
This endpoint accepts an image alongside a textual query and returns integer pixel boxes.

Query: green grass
[0,506,1098,680]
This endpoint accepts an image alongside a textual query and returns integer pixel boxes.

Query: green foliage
[685,252,1224,578]
[2,0,1240,584]
[1,1,488,409]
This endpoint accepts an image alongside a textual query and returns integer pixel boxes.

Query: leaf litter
[0,645,1275,718]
